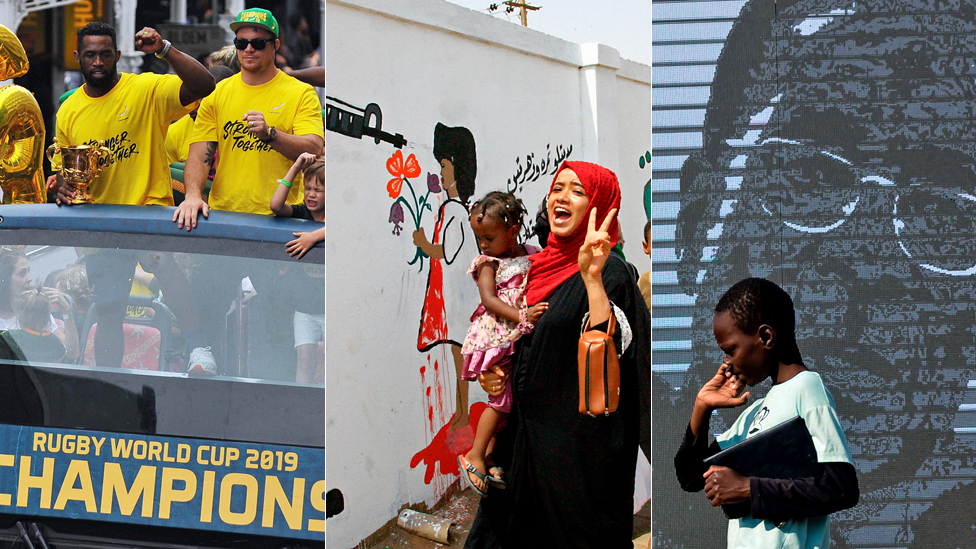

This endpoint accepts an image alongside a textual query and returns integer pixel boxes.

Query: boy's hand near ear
[696,363,751,411]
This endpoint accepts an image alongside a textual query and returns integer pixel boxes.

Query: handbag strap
[581,308,617,337]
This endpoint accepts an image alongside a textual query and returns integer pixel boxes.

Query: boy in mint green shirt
[675,278,859,548]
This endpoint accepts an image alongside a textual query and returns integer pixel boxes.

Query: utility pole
[502,0,540,27]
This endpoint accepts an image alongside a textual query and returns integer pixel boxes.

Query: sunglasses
[233,37,273,51]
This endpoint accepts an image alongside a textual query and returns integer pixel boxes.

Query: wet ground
[366,486,652,548]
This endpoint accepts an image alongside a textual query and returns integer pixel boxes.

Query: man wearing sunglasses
[173,8,324,230]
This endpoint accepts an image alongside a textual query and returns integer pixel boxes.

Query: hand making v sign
[578,207,618,282]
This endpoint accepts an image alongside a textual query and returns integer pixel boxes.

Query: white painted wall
[325,0,650,545]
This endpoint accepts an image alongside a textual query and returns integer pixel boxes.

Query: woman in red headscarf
[466,161,649,548]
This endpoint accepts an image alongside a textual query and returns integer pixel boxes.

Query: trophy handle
[45,141,62,172]
[45,141,60,164]
[97,146,112,167]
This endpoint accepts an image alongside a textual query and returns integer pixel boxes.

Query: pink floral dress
[460,245,538,413]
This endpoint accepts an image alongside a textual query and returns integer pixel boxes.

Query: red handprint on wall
[409,402,486,484]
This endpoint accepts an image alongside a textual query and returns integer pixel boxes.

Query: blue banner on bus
[0,424,324,540]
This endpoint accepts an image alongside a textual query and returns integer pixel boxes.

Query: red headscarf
[526,160,621,305]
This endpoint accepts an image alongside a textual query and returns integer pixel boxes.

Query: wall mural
[325,110,484,492]
[504,144,575,243]
[324,106,496,492]
[326,96,476,500]
[411,402,487,483]
[330,96,580,499]
[652,0,976,547]
[504,143,574,195]
[399,123,481,495]
[387,151,438,269]
[324,97,407,149]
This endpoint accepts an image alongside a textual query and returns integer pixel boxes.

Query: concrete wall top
[334,0,651,84]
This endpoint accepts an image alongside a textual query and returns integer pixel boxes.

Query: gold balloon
[0,25,44,204]
[0,24,29,81]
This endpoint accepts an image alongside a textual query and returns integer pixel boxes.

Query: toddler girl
[458,191,547,496]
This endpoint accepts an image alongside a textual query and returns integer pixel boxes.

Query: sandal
[457,455,488,497]
[485,465,507,489]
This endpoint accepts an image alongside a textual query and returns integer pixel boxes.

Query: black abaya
[466,255,646,548]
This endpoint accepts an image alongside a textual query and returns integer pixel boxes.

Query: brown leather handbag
[578,313,620,416]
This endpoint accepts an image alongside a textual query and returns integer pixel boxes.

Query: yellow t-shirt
[165,113,195,165]
[56,72,193,206]
[191,70,324,214]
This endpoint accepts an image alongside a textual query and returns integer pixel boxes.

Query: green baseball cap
[230,8,279,37]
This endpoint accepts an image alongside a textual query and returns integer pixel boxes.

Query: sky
[444,0,651,66]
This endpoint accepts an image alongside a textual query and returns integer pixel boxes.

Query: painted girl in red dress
[413,123,478,429]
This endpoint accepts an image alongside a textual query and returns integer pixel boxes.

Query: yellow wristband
[278,179,292,188]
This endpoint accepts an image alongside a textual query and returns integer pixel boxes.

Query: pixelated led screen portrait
[651,0,976,547]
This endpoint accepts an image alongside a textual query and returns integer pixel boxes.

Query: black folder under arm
[674,423,859,522]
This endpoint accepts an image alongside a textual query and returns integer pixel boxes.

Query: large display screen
[651,0,976,546]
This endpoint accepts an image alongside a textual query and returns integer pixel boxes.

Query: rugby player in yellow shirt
[53,22,214,370]
[173,8,324,229]
[54,22,215,206]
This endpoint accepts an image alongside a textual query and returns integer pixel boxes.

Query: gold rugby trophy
[0,24,45,204]
[46,140,112,204]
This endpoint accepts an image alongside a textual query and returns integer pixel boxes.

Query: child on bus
[5,290,67,363]
[457,191,547,496]
[271,152,324,383]
[270,152,324,260]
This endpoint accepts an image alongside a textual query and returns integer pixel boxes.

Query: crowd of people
[0,10,324,384]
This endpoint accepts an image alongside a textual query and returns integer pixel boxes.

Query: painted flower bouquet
[386,149,440,269]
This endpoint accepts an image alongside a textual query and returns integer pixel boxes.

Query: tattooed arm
[173,141,216,231]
